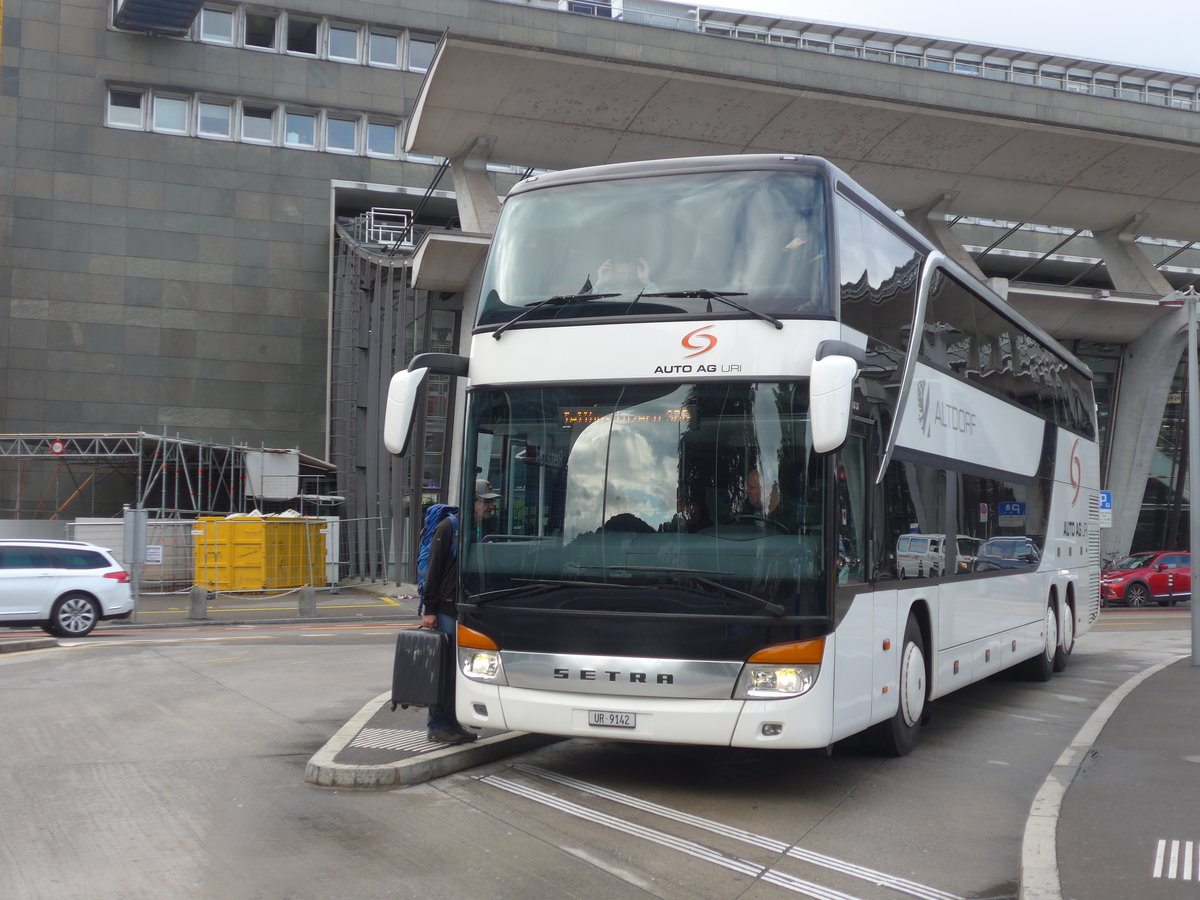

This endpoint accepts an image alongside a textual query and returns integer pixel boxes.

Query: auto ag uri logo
[682,325,717,359]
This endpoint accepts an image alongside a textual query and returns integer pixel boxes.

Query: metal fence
[69,514,393,597]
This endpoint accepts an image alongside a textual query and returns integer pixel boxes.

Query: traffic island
[304,691,559,789]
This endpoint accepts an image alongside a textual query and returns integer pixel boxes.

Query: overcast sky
[704,0,1199,76]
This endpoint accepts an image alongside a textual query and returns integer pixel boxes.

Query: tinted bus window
[836,195,922,353]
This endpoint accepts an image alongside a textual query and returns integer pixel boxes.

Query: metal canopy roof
[407,36,1200,244]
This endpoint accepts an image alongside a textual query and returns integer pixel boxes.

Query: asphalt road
[0,610,1188,900]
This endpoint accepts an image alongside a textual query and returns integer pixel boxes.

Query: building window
[328,25,359,62]
[369,31,400,67]
[244,12,277,49]
[107,89,144,128]
[409,36,437,72]
[285,111,317,148]
[367,121,398,157]
[286,16,319,55]
[199,6,234,44]
[566,1,613,16]
[326,116,358,153]
[153,95,189,133]
[242,104,275,142]
[198,100,232,137]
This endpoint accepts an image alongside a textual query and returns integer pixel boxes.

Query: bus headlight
[459,648,506,684]
[733,637,825,699]
[734,663,819,698]
[457,623,507,684]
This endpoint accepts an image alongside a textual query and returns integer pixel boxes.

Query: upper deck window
[477,169,831,329]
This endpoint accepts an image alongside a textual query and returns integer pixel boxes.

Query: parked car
[972,536,1041,572]
[0,540,133,636]
[896,534,984,578]
[1101,551,1191,608]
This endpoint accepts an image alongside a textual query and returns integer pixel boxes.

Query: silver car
[0,540,134,637]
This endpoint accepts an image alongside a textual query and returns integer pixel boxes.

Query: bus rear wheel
[1023,602,1057,682]
[1053,603,1074,672]
[872,615,926,757]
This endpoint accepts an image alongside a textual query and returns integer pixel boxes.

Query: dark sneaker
[427,729,473,745]
[454,727,479,743]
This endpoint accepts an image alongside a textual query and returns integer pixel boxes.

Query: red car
[1101,551,1191,608]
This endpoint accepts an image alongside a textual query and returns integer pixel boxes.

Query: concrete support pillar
[449,136,502,236]
[1103,307,1188,559]
[298,585,317,617]
[902,192,987,282]
[188,585,210,620]
[1092,214,1173,296]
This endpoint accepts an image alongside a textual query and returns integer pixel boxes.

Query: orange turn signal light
[747,637,825,665]
[457,624,499,650]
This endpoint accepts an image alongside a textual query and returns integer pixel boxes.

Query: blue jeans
[426,612,458,733]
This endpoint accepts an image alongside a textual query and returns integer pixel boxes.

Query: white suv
[0,540,133,637]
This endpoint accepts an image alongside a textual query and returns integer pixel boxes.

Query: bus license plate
[588,710,636,729]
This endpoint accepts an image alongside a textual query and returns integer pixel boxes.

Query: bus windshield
[461,382,829,623]
[478,170,831,328]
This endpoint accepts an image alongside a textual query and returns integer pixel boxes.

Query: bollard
[188,585,210,620]
[298,585,317,617]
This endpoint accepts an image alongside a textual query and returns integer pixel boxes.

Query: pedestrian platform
[304,691,557,789]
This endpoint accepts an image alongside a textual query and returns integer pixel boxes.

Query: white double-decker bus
[385,155,1100,755]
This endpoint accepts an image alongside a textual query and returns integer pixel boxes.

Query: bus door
[831,421,878,737]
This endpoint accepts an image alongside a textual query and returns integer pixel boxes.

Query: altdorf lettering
[929,400,978,436]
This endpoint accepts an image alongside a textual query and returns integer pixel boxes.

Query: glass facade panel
[200,7,234,43]
[369,32,399,66]
[287,16,319,55]
[241,105,274,142]
[244,12,276,49]
[367,122,397,156]
[198,101,232,137]
[409,37,437,71]
[326,117,357,152]
[285,112,316,147]
[329,26,359,61]
[107,90,143,127]
[153,96,188,132]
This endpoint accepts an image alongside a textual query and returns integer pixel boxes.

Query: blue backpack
[416,503,459,608]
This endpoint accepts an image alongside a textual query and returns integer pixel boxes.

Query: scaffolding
[0,432,335,520]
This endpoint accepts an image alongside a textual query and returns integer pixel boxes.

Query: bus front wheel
[872,614,926,757]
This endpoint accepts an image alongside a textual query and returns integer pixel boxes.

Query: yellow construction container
[193,515,327,591]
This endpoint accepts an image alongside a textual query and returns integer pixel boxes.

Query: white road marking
[1153,839,1199,880]
[508,764,965,900]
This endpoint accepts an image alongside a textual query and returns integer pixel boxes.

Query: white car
[0,539,133,637]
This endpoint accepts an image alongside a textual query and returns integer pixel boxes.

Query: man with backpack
[420,478,500,744]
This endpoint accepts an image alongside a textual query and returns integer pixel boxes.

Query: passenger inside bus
[591,254,659,294]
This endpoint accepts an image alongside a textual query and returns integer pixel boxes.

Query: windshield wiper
[575,564,784,616]
[641,289,783,330]
[470,577,634,605]
[491,292,621,341]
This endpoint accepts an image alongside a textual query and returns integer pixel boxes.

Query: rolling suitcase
[390,627,450,710]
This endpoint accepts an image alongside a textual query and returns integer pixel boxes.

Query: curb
[1018,653,1187,900]
[304,691,559,789]
[0,637,59,654]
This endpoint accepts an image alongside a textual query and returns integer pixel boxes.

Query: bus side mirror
[383,368,428,456]
[383,352,470,456]
[810,353,859,454]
